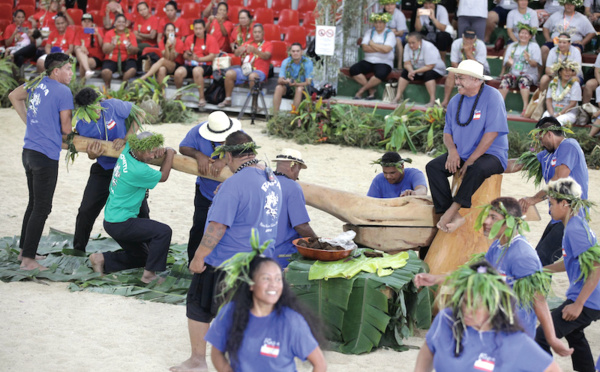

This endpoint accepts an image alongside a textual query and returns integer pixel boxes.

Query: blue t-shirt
[24,77,74,160]
[563,216,600,310]
[367,168,427,198]
[485,236,543,337]
[205,167,282,267]
[426,308,554,372]
[179,122,221,201]
[537,138,589,223]
[75,99,132,170]
[269,175,311,268]
[205,302,319,372]
[279,56,313,83]
[444,85,509,169]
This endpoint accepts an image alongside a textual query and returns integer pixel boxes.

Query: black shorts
[401,68,442,82]
[349,59,392,81]
[184,64,213,79]
[91,56,102,66]
[102,59,137,73]
[283,85,297,99]
[186,264,227,323]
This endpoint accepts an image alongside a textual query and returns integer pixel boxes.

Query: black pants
[12,43,36,68]
[535,299,600,372]
[73,163,149,252]
[535,221,564,266]
[425,153,504,214]
[20,149,59,259]
[103,217,172,273]
[186,187,212,263]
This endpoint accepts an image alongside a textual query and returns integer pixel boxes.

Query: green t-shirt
[104,143,161,223]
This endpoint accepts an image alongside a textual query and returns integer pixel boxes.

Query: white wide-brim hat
[446,59,493,81]
[199,111,242,142]
[273,148,307,169]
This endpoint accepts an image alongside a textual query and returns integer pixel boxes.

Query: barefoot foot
[20,257,48,271]
[141,270,165,284]
[445,214,466,233]
[18,250,46,261]
[169,357,208,372]
[89,253,105,274]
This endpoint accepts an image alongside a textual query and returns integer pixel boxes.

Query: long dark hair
[162,22,175,46]
[225,256,325,365]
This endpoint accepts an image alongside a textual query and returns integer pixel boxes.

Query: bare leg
[396,39,403,70]
[590,119,600,137]
[392,77,410,103]
[442,72,455,108]
[123,67,137,82]
[193,66,206,104]
[499,87,508,100]
[224,69,236,98]
[169,319,210,372]
[20,257,48,271]
[538,74,551,93]
[272,84,285,114]
[36,56,45,73]
[140,58,166,80]
[437,202,465,233]
[583,78,599,104]
[425,79,437,106]
[101,68,112,91]
[520,88,530,115]
[293,86,304,108]
[357,76,382,98]
[541,46,550,69]
[174,66,187,90]
[352,73,368,98]
[484,11,499,43]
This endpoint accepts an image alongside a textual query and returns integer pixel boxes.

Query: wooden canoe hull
[343,224,437,252]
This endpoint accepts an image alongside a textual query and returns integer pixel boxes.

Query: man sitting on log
[71,87,144,254]
[368,151,427,198]
[269,148,317,268]
[89,132,176,283]
[425,59,509,233]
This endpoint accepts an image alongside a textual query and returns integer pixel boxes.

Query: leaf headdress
[473,202,530,245]
[127,132,164,152]
[211,141,260,159]
[371,156,412,173]
[516,22,537,36]
[417,0,441,4]
[369,12,392,23]
[71,88,106,129]
[528,125,573,150]
[550,59,580,74]
[379,0,398,5]
[558,0,584,6]
[545,185,595,221]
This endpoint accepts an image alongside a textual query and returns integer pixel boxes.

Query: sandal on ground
[218,98,232,108]
[365,95,376,100]
[84,70,95,79]
[198,99,207,108]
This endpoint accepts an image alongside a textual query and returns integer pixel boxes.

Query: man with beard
[507,116,588,265]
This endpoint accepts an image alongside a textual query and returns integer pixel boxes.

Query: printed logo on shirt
[563,248,566,257]
[107,119,116,130]
[147,25,151,31]
[260,338,280,358]
[473,110,481,120]
[474,353,495,371]
[551,157,557,167]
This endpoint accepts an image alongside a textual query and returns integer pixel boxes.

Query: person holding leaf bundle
[272,42,314,114]
[535,177,600,372]
[89,132,176,284]
[367,151,427,198]
[205,232,327,372]
[415,197,572,356]
[101,14,138,91]
[70,87,146,254]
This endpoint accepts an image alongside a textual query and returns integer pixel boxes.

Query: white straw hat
[273,148,307,169]
[198,111,242,142]
[446,60,493,81]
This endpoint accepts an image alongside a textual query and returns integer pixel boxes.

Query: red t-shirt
[230,24,252,48]
[208,19,233,53]
[32,10,58,33]
[183,33,219,66]
[240,39,272,76]
[76,28,105,60]
[103,29,138,61]
[4,21,33,47]
[134,15,159,46]
[46,27,76,52]
[158,37,185,64]
[158,17,191,39]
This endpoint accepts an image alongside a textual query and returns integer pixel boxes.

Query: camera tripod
[238,77,270,124]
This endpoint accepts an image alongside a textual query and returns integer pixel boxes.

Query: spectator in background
[157,2,190,41]
[537,0,566,25]
[381,0,407,69]
[102,0,133,30]
[498,23,541,116]
[207,2,234,53]
[456,0,487,40]
[101,14,138,90]
[133,2,158,51]
[202,0,228,19]
[230,9,253,51]
[272,43,313,114]
[29,0,74,36]
[36,13,74,72]
[541,0,595,66]
[485,0,518,43]
[219,24,272,108]
[414,0,452,63]
[543,60,581,126]
[174,19,218,108]
[140,23,184,83]
[5,9,35,67]
[442,28,489,108]
[539,33,582,92]
[393,31,446,107]
[582,53,600,103]
[74,13,104,80]
[506,0,539,44]
[349,13,396,100]
[584,0,600,27]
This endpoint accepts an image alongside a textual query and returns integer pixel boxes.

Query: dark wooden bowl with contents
[292,237,354,261]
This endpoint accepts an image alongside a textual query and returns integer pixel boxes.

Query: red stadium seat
[88,10,103,27]
[227,0,244,7]
[0,4,13,21]
[276,9,299,34]
[16,0,35,8]
[301,11,315,36]
[262,23,280,42]
[18,5,36,18]
[228,5,244,24]
[252,7,273,25]
[270,40,287,67]
[86,0,103,11]
[246,0,266,13]
[297,0,316,15]
[67,8,84,25]
[181,2,203,19]
[0,19,10,41]
[270,0,290,18]
[153,0,168,18]
[283,25,306,48]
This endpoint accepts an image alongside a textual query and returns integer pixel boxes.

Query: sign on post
[315,25,336,56]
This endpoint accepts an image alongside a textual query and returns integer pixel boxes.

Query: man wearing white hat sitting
[269,148,317,268]
[425,60,509,233]
[179,111,242,263]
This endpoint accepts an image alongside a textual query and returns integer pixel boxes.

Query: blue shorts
[491,5,511,25]
[233,67,266,85]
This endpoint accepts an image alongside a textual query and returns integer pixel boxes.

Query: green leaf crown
[127,132,164,152]
[211,141,260,159]
[369,12,392,23]
[473,202,530,245]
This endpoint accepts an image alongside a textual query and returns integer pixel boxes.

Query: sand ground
[0,108,598,371]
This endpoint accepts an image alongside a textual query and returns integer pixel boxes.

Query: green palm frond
[512,270,552,310]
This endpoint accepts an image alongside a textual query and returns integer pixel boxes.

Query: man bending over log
[89,132,175,283]
[368,151,427,198]
[170,131,281,372]
[425,59,508,233]
[8,52,74,270]
[270,148,317,268]
[71,87,144,253]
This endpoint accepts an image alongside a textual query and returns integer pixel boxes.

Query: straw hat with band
[199,111,242,142]
[273,148,307,169]
[446,59,493,81]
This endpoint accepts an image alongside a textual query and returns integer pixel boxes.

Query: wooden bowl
[292,238,354,261]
